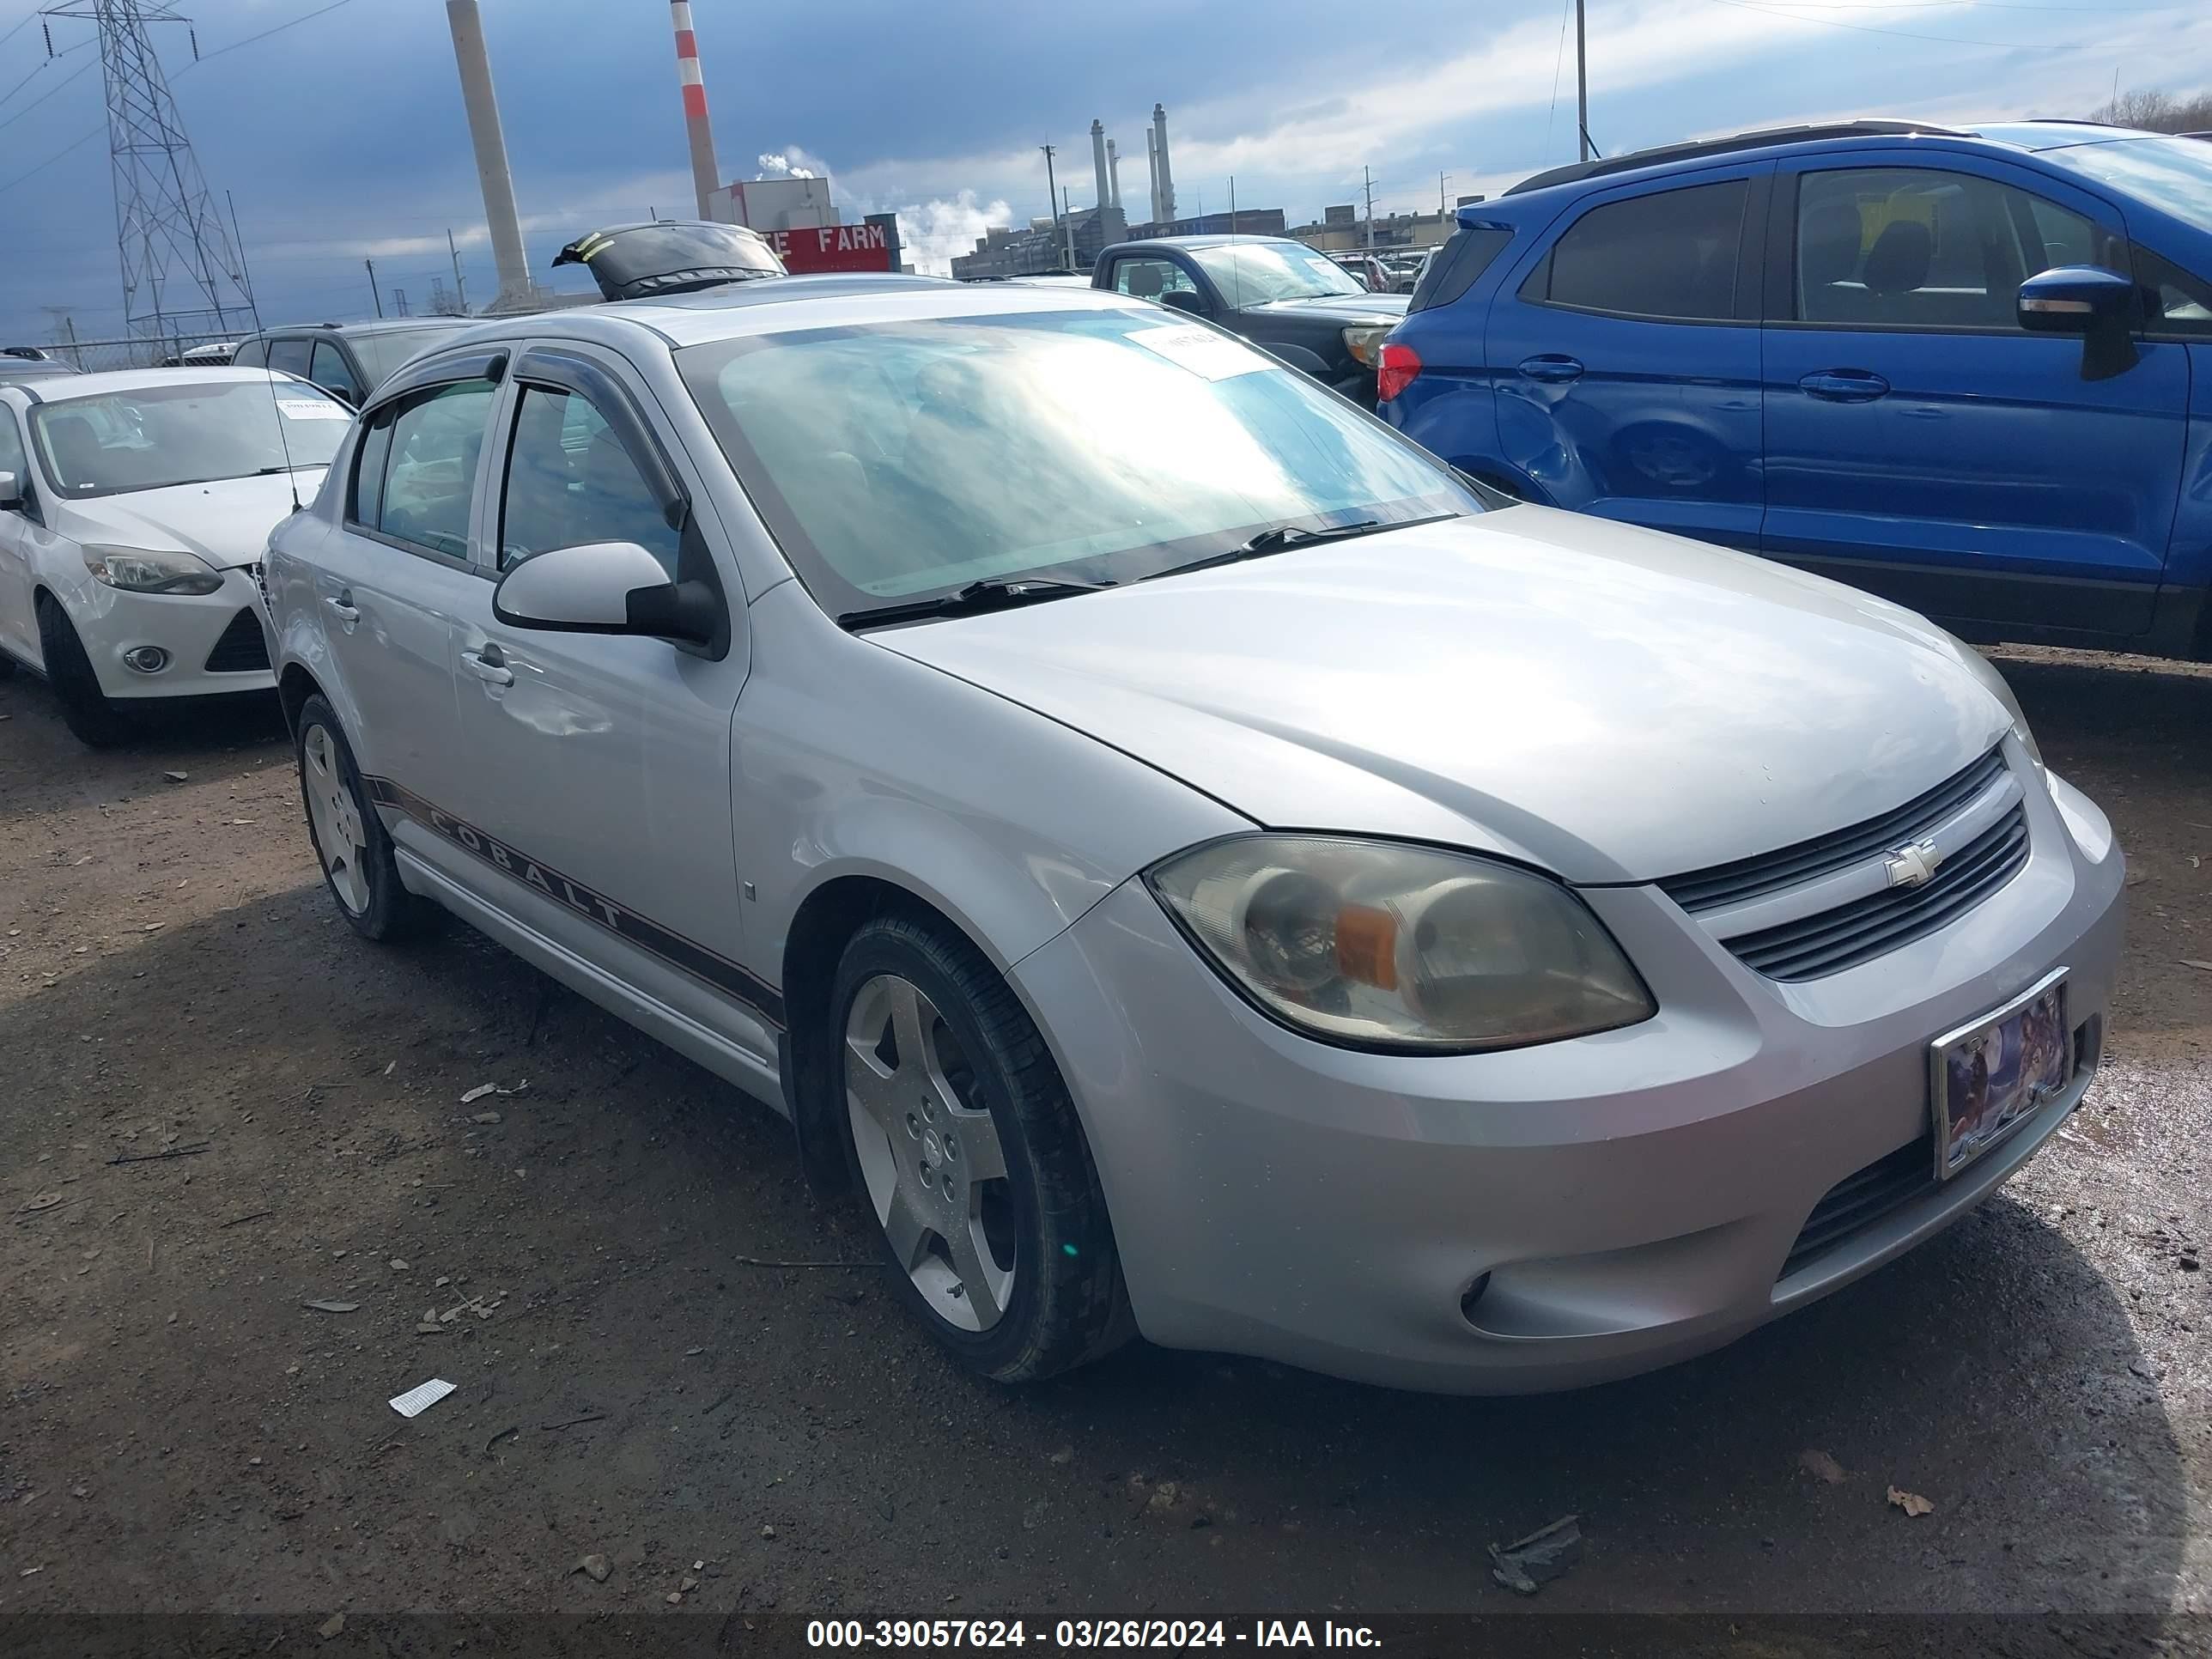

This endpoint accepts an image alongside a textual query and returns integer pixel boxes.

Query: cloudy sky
[3,0,2210,343]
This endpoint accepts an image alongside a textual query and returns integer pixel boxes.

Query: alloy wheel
[843,973,1018,1332]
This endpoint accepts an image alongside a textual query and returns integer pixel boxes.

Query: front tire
[832,914,1130,1383]
[295,694,439,942]
[35,595,131,747]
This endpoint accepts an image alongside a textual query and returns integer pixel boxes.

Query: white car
[0,368,348,744]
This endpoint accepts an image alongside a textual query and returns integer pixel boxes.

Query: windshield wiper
[841,575,1113,630]
[1143,519,1388,580]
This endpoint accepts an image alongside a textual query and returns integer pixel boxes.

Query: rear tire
[35,595,131,748]
[295,694,440,942]
[832,913,1131,1384]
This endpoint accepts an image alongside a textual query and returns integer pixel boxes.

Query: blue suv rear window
[1408,226,1513,314]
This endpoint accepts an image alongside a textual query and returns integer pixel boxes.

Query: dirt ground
[0,644,2207,1647]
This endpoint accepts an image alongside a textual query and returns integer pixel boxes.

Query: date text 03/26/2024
[805,1620,1382,1649]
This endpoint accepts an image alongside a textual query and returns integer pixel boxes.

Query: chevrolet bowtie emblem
[1884,838,1943,889]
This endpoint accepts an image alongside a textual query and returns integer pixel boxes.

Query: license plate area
[1929,969,2069,1182]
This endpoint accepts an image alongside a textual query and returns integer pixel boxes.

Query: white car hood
[58,471,325,570]
[871,506,2013,884]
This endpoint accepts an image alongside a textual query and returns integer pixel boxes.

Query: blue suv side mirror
[2019,266,2139,381]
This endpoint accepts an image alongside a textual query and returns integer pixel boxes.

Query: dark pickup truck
[1091,234,1408,405]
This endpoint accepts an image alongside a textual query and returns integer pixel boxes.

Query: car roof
[3,365,307,402]
[1499,118,2166,201]
[390,272,1164,356]
[254,316,477,338]
[1109,234,1301,252]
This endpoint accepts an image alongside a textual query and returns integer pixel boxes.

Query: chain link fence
[26,330,249,374]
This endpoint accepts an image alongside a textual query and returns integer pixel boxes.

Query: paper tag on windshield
[276,398,348,421]
[1128,325,1271,381]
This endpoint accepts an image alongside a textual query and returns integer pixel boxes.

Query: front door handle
[1518,354,1585,384]
[462,643,514,688]
[1798,368,1890,403]
[324,590,359,625]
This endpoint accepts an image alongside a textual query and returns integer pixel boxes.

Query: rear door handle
[1798,368,1890,403]
[1518,354,1585,384]
[324,590,359,624]
[461,643,514,688]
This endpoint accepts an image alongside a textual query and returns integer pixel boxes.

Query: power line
[1540,0,1571,165]
[187,0,352,66]
[0,58,92,132]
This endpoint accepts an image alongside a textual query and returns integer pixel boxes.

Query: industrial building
[951,204,1127,280]
[1287,198,1486,254]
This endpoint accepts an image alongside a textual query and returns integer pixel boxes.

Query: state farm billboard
[769,222,894,274]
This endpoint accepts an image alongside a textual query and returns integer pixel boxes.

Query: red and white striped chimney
[671,2,722,220]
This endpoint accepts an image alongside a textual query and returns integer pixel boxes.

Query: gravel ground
[0,645,2205,1647]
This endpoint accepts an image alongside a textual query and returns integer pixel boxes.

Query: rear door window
[352,380,495,561]
[1528,180,1747,321]
[229,338,267,368]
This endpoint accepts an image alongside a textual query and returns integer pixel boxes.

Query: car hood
[57,471,326,569]
[870,507,2011,884]
[1243,292,1410,325]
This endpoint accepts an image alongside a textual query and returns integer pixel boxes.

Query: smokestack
[443,0,532,311]
[1145,128,1161,223]
[1090,119,1110,213]
[1105,137,1121,208]
[670,1,721,219]
[1152,103,1176,221]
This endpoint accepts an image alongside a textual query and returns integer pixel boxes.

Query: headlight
[1148,836,1655,1052]
[1947,634,2044,771]
[1342,325,1395,368]
[82,544,223,597]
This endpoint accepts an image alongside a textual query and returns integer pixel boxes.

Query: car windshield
[31,378,349,498]
[679,307,1478,619]
[2046,137,2212,239]
[1189,241,1369,306]
[346,323,475,387]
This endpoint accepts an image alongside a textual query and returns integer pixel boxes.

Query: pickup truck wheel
[295,694,440,942]
[35,595,132,748]
[833,914,1131,1383]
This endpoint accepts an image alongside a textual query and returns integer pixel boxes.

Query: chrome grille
[1660,746,2006,914]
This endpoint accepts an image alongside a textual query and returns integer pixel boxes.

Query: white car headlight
[1148,835,1655,1053]
[82,544,224,597]
[1342,325,1395,368]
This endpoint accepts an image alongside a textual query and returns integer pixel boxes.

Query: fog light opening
[1459,1272,1493,1327]
[123,646,170,674]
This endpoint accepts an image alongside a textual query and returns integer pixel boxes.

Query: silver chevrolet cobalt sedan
[264,275,2123,1393]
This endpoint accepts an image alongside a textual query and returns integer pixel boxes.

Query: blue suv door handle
[1798,368,1890,403]
[1518,355,1585,384]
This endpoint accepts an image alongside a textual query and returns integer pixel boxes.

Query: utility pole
[1228,176,1237,238]
[1439,172,1450,216]
[1040,144,1062,270]
[1062,186,1076,270]
[393,288,410,317]
[365,258,383,319]
[447,228,470,314]
[1576,0,1590,162]
[1363,166,1376,252]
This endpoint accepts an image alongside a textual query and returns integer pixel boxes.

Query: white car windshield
[680,307,1478,619]
[1189,241,1370,306]
[32,380,349,499]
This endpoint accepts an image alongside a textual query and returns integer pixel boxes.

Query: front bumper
[64,565,273,700]
[1012,757,2124,1393]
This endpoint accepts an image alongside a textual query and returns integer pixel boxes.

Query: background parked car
[1381,118,2212,662]
[0,350,80,390]
[0,368,346,744]
[1092,234,1408,403]
[232,317,482,406]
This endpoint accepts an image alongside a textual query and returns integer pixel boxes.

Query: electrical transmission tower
[40,2,256,345]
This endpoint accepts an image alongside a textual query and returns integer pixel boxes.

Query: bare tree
[2089,87,2212,133]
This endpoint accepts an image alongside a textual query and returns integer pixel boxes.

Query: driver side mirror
[1158,289,1207,317]
[491,540,720,649]
[2019,265,2138,380]
[0,471,21,512]
[315,383,359,407]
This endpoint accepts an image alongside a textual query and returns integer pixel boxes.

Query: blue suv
[1381,120,2212,659]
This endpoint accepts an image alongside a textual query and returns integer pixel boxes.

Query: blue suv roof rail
[1504,119,1969,198]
